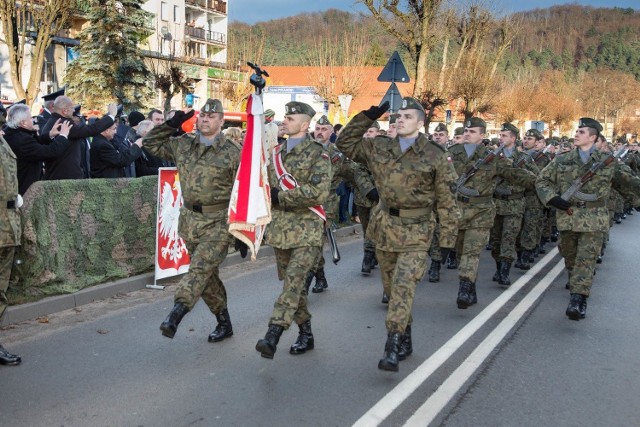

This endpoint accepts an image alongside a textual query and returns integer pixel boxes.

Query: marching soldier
[143,99,241,343]
[448,118,536,309]
[255,101,331,359]
[337,98,459,372]
[352,159,379,276]
[536,118,640,320]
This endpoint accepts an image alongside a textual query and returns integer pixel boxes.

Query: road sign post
[377,51,410,113]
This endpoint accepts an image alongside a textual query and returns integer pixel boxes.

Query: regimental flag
[155,167,190,281]
[228,94,272,260]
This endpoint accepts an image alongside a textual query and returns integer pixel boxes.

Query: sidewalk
[1,224,361,327]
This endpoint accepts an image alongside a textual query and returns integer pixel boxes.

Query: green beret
[201,98,223,114]
[389,113,399,125]
[465,117,486,129]
[370,121,380,129]
[316,115,332,126]
[399,97,425,114]
[434,123,448,133]
[578,117,603,133]
[285,101,316,118]
[525,129,543,140]
[501,122,519,136]
[454,127,464,136]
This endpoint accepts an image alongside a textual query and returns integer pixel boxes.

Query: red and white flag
[228,94,272,260]
[155,167,190,281]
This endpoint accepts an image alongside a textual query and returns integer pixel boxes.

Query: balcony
[185,0,227,15]
[184,26,226,46]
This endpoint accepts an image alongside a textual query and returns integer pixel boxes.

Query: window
[173,5,180,23]
[160,2,168,21]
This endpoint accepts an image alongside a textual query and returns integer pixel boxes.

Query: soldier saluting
[536,118,640,320]
[337,98,459,372]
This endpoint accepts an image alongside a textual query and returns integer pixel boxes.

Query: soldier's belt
[380,202,431,218]
[492,192,524,201]
[456,194,493,204]
[6,201,16,209]
[570,199,606,209]
[183,201,229,214]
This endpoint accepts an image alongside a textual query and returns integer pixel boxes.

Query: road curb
[1,224,362,327]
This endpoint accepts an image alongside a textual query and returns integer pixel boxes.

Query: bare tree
[0,0,73,105]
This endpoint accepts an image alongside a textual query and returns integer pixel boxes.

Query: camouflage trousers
[429,223,442,262]
[0,246,15,321]
[377,249,429,333]
[518,208,543,251]
[357,205,376,252]
[559,230,603,297]
[490,214,523,262]
[174,239,230,315]
[455,227,491,282]
[270,246,322,329]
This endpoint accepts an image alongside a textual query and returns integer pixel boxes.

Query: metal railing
[184,26,226,45]
[185,0,227,14]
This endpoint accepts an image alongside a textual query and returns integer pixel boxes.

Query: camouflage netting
[10,177,158,299]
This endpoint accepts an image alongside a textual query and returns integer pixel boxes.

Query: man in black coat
[90,122,143,178]
[40,96,118,180]
[3,104,73,195]
[36,87,65,132]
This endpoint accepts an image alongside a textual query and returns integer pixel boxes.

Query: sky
[228,0,638,24]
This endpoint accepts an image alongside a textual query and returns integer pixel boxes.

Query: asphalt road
[2,217,639,427]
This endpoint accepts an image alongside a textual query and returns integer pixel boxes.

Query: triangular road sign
[377,51,410,83]
[380,82,403,112]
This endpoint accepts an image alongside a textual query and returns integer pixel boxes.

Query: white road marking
[403,259,565,426]
[352,248,561,427]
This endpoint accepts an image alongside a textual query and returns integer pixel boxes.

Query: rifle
[455,143,506,197]
[533,145,551,163]
[562,154,617,216]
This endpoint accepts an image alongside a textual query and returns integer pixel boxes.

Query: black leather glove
[440,248,452,263]
[234,238,248,258]
[548,196,571,211]
[363,101,390,121]
[166,110,195,129]
[270,187,280,205]
[366,188,379,202]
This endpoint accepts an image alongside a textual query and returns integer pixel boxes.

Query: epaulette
[427,138,446,152]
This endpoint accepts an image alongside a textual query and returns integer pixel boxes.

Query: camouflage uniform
[449,143,536,292]
[143,123,240,315]
[0,134,21,322]
[537,148,640,297]
[337,112,459,334]
[517,149,549,262]
[352,161,377,254]
[265,136,331,328]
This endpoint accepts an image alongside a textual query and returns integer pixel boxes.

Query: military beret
[42,87,65,102]
[578,117,603,133]
[465,117,486,129]
[434,123,448,133]
[316,115,332,126]
[525,129,544,139]
[201,98,223,114]
[285,101,316,118]
[454,127,464,136]
[399,97,425,114]
[128,111,145,127]
[501,122,519,136]
[370,121,380,129]
[389,113,399,125]
[264,109,275,119]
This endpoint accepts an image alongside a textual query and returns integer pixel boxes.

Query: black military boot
[469,281,478,305]
[208,309,233,342]
[457,279,474,309]
[378,332,403,372]
[373,253,379,269]
[550,226,559,242]
[485,242,493,250]
[160,303,190,339]
[518,250,531,270]
[428,260,441,283]
[566,293,584,321]
[312,268,328,293]
[381,293,389,304]
[446,250,458,269]
[532,245,540,258]
[289,320,314,354]
[362,251,375,275]
[514,252,524,269]
[397,325,413,361]
[498,261,512,286]
[304,271,315,294]
[255,324,284,359]
[579,296,588,319]
[614,213,622,224]
[539,240,547,254]
[0,344,21,366]
[492,260,501,282]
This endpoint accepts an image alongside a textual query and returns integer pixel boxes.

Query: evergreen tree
[65,0,154,111]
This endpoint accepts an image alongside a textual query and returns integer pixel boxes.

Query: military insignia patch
[321,153,329,160]
[311,174,322,184]
[402,99,408,109]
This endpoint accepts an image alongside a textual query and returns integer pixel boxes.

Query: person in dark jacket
[90,122,143,178]
[40,96,118,180]
[3,104,73,195]
[133,120,167,176]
